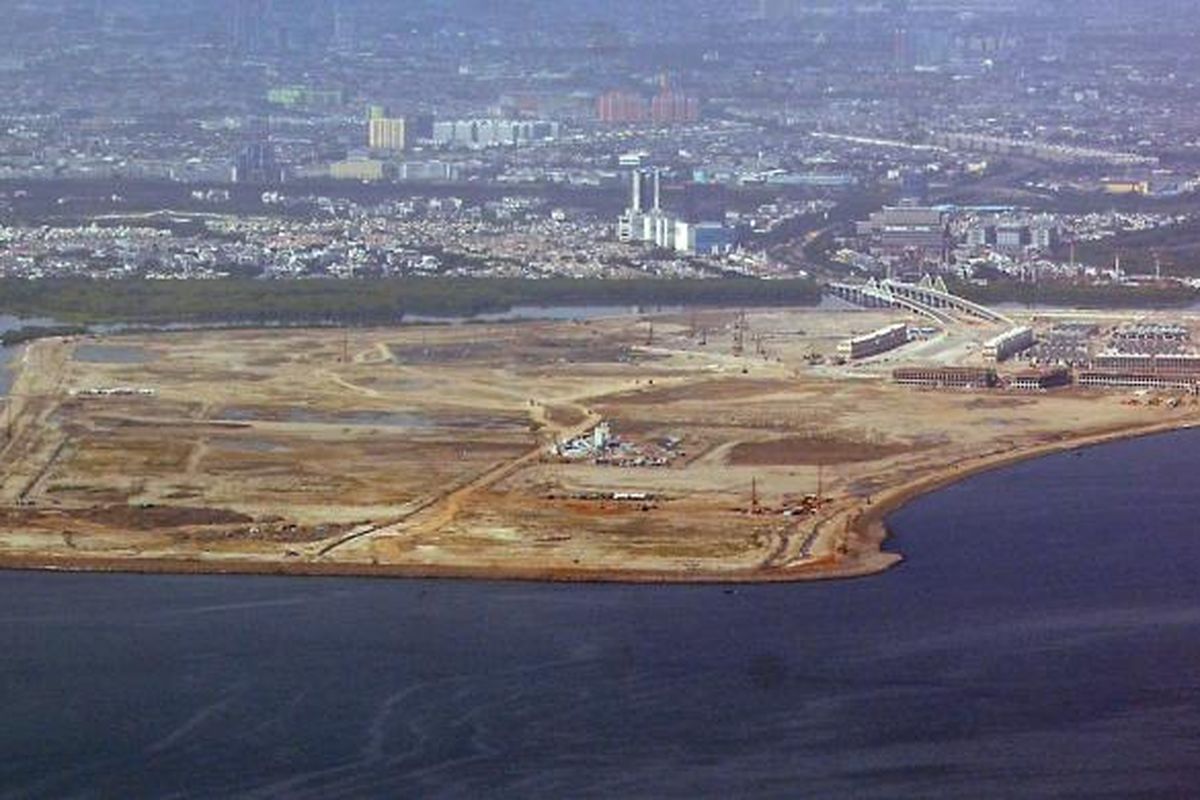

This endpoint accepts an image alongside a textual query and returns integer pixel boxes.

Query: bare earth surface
[0,307,1195,582]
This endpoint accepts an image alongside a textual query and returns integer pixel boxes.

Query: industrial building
[673,220,736,256]
[617,170,735,255]
[617,169,665,243]
[838,323,910,360]
[983,327,1035,363]
[893,366,998,389]
[856,206,949,259]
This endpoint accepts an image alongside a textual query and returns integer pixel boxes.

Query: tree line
[948,278,1198,309]
[0,278,823,325]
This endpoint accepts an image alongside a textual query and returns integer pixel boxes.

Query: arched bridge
[826,276,1013,325]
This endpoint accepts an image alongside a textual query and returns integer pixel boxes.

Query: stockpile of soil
[728,436,915,466]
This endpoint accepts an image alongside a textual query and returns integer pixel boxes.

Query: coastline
[1,416,1193,585]
[838,415,1200,580]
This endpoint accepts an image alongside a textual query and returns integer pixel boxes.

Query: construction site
[2,289,1200,582]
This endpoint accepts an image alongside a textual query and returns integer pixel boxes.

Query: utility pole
[751,476,760,515]
[733,310,747,357]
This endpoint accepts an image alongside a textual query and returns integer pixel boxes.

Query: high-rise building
[368,116,407,152]
[892,26,912,70]
[630,169,657,214]
[650,76,700,125]
[598,82,699,126]
[331,0,357,51]
[405,114,435,142]
[650,90,699,124]
[597,91,648,124]
[230,0,270,56]
[232,140,282,184]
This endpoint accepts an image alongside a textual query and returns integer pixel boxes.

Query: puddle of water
[219,407,437,428]
[74,345,151,364]
[215,439,292,454]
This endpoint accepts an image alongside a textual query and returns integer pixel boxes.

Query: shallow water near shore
[0,345,17,396]
[3,430,1200,797]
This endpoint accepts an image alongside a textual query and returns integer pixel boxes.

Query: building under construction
[838,323,910,361]
[1078,371,1200,393]
[1112,323,1189,354]
[1033,324,1095,367]
[983,326,1036,363]
[1092,352,1200,374]
[893,366,998,389]
[1007,368,1072,391]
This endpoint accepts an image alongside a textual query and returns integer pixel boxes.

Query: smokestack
[653,169,661,211]
[631,170,643,212]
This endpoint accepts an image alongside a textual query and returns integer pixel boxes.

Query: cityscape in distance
[6,3,1200,797]
[0,0,1198,291]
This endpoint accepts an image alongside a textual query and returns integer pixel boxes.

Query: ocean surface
[3,430,1200,798]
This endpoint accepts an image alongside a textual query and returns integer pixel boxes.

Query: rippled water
[2,430,1200,798]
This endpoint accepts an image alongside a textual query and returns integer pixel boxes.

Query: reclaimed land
[1,307,1198,583]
